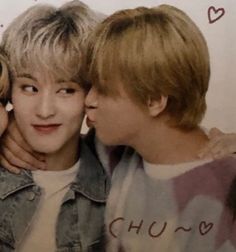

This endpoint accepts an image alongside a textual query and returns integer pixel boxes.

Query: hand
[0,115,46,173]
[199,127,236,159]
[0,103,8,136]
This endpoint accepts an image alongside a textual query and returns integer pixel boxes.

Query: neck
[131,121,209,165]
[44,137,80,171]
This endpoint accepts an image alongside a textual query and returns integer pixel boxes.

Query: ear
[147,95,168,117]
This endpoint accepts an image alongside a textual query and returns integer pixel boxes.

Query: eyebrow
[16,74,78,84]
[17,73,37,81]
[56,79,70,84]
[56,78,78,84]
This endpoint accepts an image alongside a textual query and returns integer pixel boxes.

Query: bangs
[13,23,84,85]
[15,39,83,83]
[87,13,159,102]
[3,4,92,89]
[88,36,123,96]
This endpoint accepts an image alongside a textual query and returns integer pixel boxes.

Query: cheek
[13,98,33,124]
[12,90,32,111]
[63,98,85,124]
[100,103,126,124]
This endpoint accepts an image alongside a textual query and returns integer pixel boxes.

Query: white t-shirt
[143,158,212,180]
[17,160,80,252]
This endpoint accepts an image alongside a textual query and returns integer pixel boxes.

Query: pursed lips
[85,107,96,125]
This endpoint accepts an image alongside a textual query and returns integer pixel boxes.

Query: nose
[85,86,98,109]
[36,92,56,119]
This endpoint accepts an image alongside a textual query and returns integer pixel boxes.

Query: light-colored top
[105,151,236,252]
[18,160,80,252]
[143,158,211,180]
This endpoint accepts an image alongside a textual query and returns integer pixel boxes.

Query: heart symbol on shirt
[208,6,225,24]
[199,221,214,235]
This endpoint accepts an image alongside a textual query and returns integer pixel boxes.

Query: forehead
[15,66,76,84]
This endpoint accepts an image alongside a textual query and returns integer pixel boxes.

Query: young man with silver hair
[0,1,107,251]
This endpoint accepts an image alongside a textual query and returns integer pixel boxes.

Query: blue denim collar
[0,169,35,199]
[71,139,110,202]
[0,138,110,202]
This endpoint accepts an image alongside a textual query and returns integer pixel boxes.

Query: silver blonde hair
[1,0,104,89]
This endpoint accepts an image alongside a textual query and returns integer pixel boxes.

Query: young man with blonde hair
[0,1,108,251]
[85,5,236,251]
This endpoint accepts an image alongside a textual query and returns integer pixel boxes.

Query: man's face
[12,71,85,155]
[85,84,148,147]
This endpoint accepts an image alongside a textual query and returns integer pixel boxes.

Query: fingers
[1,136,46,170]
[199,132,236,159]
[3,116,45,161]
[0,154,21,174]
[198,138,219,158]
[205,142,228,159]
[6,119,33,154]
[0,114,46,172]
[1,145,38,170]
[208,127,224,139]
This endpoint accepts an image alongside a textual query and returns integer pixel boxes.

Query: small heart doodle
[208,6,225,24]
[199,221,214,235]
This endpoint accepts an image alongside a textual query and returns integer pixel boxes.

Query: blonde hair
[1,0,104,89]
[86,5,210,129]
[0,49,10,104]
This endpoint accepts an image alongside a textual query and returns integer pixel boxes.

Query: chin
[28,141,62,154]
[97,133,122,146]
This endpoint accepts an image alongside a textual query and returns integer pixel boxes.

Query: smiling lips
[32,124,62,134]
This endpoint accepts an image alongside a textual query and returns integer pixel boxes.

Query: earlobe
[147,95,168,117]
[5,102,14,112]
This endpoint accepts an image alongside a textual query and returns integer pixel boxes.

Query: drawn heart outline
[199,221,214,235]
[208,6,225,24]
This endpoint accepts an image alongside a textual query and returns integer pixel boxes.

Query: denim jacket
[0,138,110,252]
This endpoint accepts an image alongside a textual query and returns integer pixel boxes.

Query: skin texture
[1,70,85,172]
[85,85,210,165]
[1,87,236,172]
[85,86,150,147]
[12,72,85,155]
[0,117,47,173]
[0,103,8,136]
[86,86,236,162]
[198,128,236,159]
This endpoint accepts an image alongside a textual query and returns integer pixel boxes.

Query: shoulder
[177,157,236,184]
[198,157,236,187]
[173,157,236,206]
